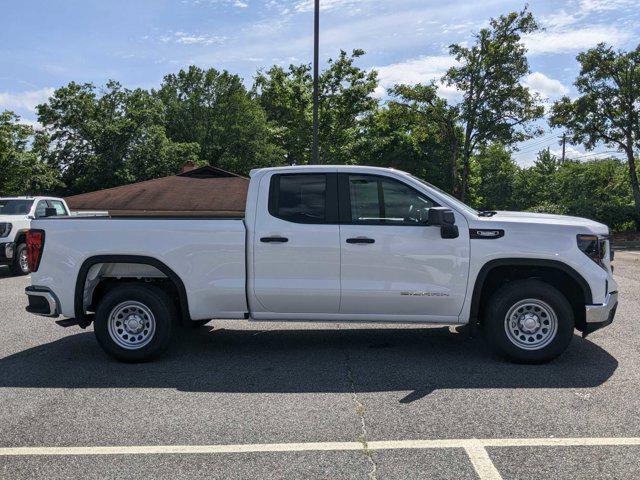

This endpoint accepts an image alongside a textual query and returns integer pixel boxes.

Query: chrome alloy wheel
[504,299,558,350]
[19,248,29,273]
[107,301,156,350]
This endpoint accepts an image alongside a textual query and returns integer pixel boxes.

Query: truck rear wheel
[483,279,574,363]
[94,284,175,362]
[10,243,29,276]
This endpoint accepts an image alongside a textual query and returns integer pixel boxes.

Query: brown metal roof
[65,165,249,217]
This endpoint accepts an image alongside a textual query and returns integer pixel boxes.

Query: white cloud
[550,145,617,160]
[294,0,375,13]
[185,0,249,7]
[523,72,569,98]
[0,87,54,113]
[160,31,227,46]
[542,10,579,29]
[525,26,632,55]
[373,55,459,100]
[578,0,636,12]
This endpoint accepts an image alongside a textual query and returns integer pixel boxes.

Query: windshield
[0,200,34,215]
[409,175,479,216]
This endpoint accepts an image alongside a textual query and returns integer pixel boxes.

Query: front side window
[347,175,436,225]
[269,174,327,224]
[35,201,48,218]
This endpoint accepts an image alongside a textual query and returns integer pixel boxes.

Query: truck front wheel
[483,279,574,363]
[10,243,29,276]
[94,284,175,362]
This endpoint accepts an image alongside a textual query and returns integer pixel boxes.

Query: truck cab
[0,196,70,275]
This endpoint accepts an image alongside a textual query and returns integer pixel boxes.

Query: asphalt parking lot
[1,252,639,479]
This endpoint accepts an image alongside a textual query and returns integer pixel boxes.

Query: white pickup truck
[24,166,618,363]
[0,196,70,275]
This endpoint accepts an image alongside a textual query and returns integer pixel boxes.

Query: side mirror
[44,207,58,217]
[427,207,459,239]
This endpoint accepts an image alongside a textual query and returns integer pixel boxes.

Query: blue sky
[1,0,638,165]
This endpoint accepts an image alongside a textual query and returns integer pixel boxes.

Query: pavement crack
[344,354,378,480]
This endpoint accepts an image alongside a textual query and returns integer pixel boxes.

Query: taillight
[26,229,45,272]
[577,234,607,270]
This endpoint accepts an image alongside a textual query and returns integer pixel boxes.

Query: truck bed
[30,217,248,320]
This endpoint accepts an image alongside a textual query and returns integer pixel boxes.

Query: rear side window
[48,200,68,216]
[269,174,328,224]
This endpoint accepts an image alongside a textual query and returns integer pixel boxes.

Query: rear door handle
[346,237,375,244]
[260,236,289,243]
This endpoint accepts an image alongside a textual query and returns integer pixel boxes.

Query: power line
[516,137,562,154]
[516,134,562,150]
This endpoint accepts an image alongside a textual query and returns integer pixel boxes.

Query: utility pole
[311,0,320,165]
[561,133,566,163]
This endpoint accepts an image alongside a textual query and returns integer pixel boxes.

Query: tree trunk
[461,124,473,202]
[461,147,471,202]
[450,140,458,196]
[626,147,640,230]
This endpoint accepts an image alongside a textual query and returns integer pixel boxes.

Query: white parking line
[3,437,640,479]
[464,445,503,480]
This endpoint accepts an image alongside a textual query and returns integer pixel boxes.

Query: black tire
[483,279,574,363]
[10,243,29,276]
[94,284,175,362]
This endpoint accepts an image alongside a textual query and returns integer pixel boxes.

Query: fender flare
[469,258,593,323]
[14,229,29,244]
[74,255,191,324]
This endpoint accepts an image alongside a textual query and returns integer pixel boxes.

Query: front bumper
[25,286,60,317]
[0,241,15,266]
[583,291,618,336]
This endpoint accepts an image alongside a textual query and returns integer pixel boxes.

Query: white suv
[0,196,70,275]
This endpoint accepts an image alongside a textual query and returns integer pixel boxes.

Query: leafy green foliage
[254,49,378,165]
[157,66,284,174]
[550,43,640,227]
[0,111,61,196]
[473,143,519,210]
[357,83,461,192]
[35,81,200,194]
[444,7,544,200]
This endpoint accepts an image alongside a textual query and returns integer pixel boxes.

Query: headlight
[577,234,608,269]
[0,222,12,238]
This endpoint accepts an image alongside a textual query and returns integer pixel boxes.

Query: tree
[550,43,640,227]
[254,49,378,165]
[0,111,61,196]
[254,64,313,165]
[358,83,461,191]
[473,143,519,210]
[444,7,544,201]
[36,81,199,194]
[554,158,634,230]
[512,149,560,210]
[386,84,461,192]
[156,66,284,174]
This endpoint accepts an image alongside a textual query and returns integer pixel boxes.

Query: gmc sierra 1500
[0,196,70,275]
[24,166,618,363]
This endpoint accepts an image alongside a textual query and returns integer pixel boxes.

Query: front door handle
[260,236,289,243]
[346,237,375,244]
